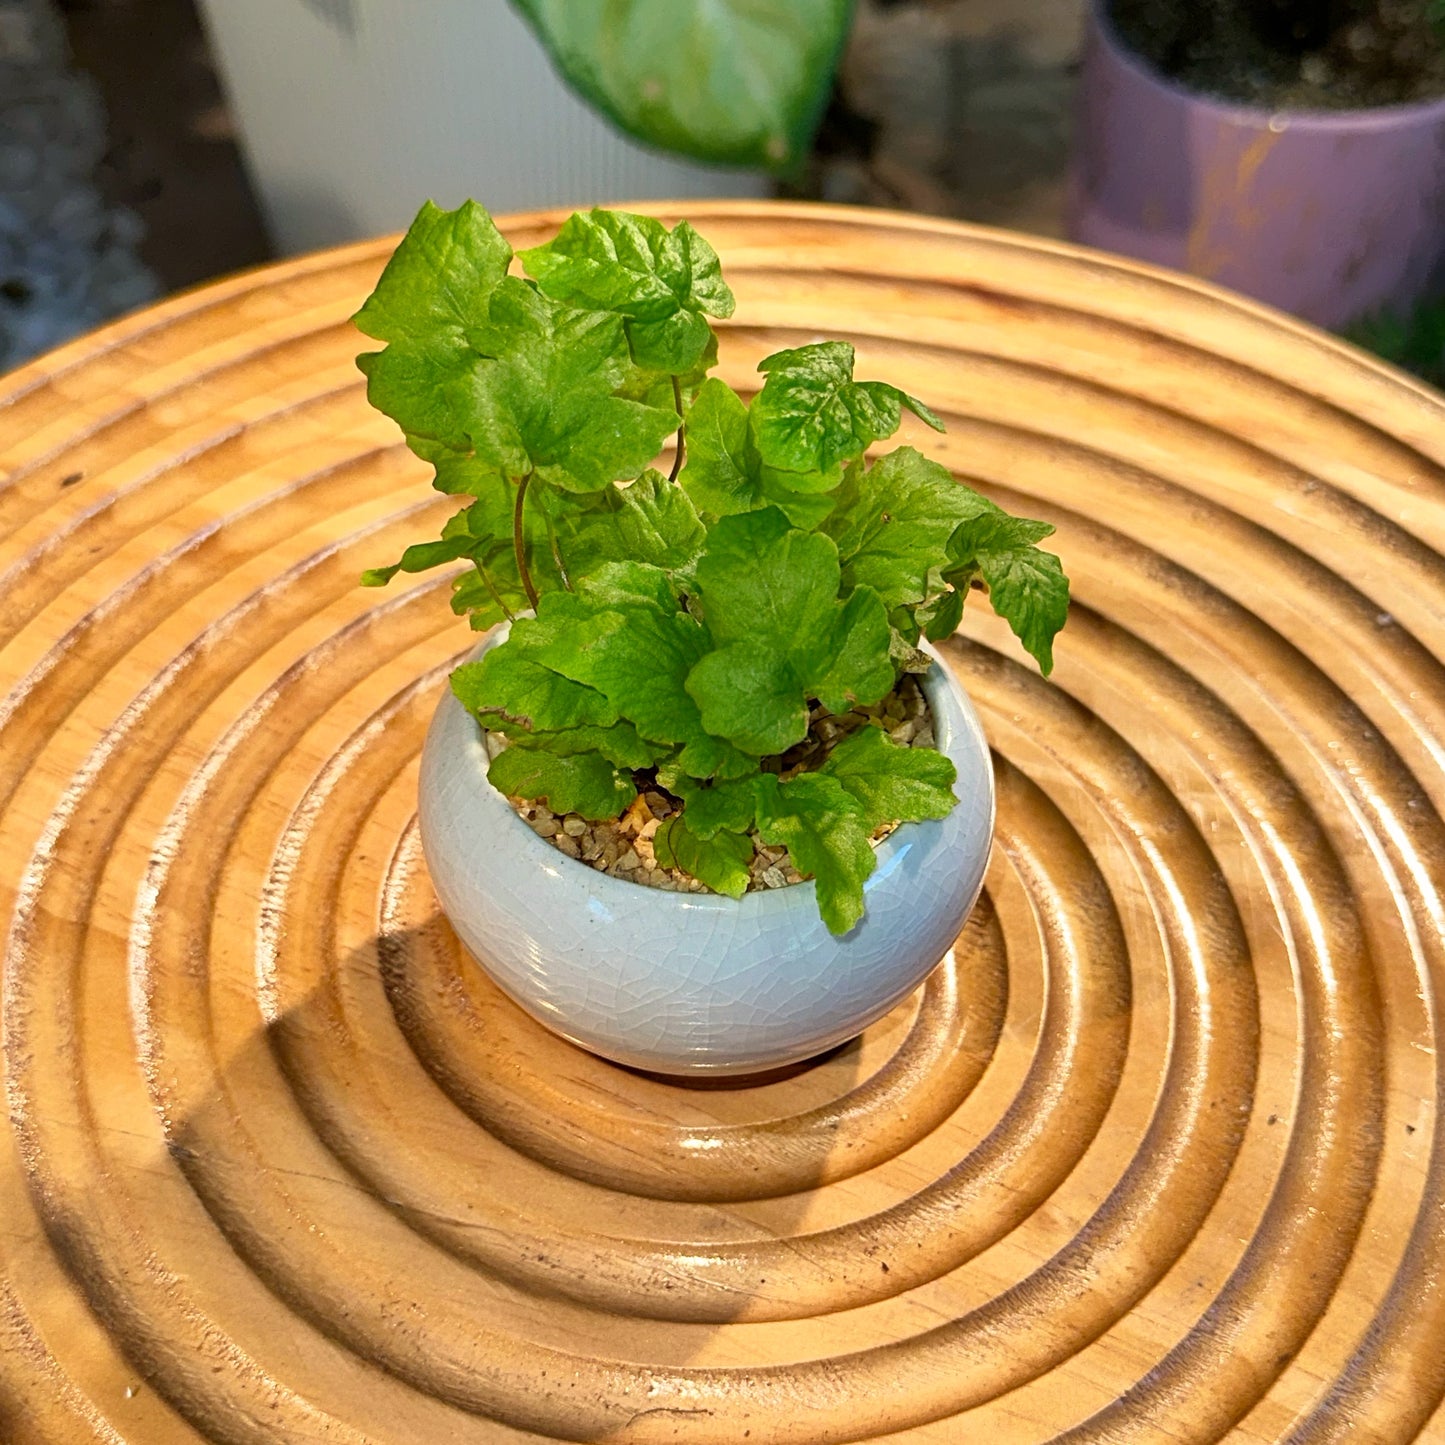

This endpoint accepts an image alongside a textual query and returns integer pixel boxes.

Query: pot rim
[454,631,993,927]
[1090,0,1445,127]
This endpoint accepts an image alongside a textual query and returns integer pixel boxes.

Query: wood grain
[1,202,1444,1443]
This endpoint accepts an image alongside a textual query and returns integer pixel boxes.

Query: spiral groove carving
[2,206,1443,1442]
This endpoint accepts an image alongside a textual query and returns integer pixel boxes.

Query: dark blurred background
[0,0,1082,367]
[61,0,271,291]
[7,0,1445,379]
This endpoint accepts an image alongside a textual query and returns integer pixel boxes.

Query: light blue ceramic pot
[418,632,995,1076]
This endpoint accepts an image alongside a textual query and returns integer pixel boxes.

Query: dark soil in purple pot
[1108,0,1445,109]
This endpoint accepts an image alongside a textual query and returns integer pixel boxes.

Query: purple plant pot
[1069,1,1445,328]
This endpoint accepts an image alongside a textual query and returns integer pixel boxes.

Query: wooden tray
[2,203,1444,1443]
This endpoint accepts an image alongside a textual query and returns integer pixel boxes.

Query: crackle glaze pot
[418,631,996,1076]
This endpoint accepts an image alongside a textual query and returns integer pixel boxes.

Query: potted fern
[357,201,1069,1076]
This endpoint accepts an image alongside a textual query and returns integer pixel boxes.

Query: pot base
[603,1039,852,1089]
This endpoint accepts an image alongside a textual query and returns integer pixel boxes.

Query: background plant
[510,0,1445,183]
[1347,297,1445,389]
[357,201,1068,932]
[508,0,855,174]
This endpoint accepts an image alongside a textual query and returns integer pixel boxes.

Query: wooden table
[2,202,1444,1444]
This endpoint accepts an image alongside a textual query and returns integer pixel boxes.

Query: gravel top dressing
[494,675,937,895]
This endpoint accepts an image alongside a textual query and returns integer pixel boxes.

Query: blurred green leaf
[1346,299,1445,390]
[508,0,855,173]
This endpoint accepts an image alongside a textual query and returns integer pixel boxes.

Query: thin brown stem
[668,374,685,482]
[513,472,540,611]
[474,559,515,623]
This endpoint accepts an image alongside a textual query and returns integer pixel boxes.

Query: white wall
[196,0,766,254]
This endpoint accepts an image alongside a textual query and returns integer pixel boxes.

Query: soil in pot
[491,673,938,895]
[1108,0,1445,108]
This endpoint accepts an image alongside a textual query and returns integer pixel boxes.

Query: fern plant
[357,202,1069,932]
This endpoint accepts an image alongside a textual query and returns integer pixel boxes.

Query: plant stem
[668,374,685,482]
[475,559,516,623]
[513,472,540,611]
[545,511,573,591]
